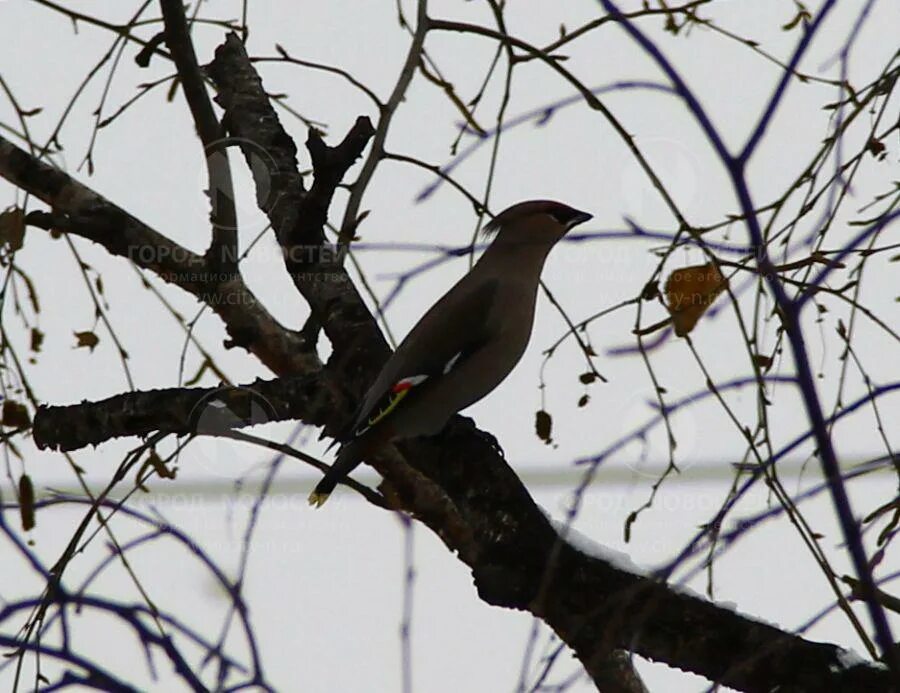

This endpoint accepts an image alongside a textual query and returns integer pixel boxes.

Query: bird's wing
[346,277,500,438]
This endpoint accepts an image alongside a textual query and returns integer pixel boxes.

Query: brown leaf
[74,330,99,352]
[866,138,886,157]
[0,208,26,251]
[147,449,176,480]
[753,354,773,370]
[781,1,812,31]
[836,319,849,341]
[19,474,35,531]
[624,511,638,543]
[535,410,553,445]
[664,263,728,337]
[2,400,31,429]
[30,328,44,353]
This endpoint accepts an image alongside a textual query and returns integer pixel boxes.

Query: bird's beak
[566,210,593,230]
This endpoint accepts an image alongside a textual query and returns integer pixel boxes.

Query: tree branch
[22,29,895,693]
[338,0,429,245]
[595,0,898,677]
[32,376,335,452]
[207,33,385,390]
[32,380,893,691]
[160,0,238,272]
[0,133,316,375]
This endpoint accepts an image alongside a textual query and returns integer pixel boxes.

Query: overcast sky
[1,1,898,691]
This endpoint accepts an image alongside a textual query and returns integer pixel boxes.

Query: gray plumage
[309,200,592,506]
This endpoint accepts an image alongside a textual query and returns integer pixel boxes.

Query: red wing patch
[357,374,429,435]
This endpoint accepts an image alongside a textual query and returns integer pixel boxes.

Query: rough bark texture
[207,34,387,393]
[32,382,893,691]
[12,31,892,693]
[0,135,315,376]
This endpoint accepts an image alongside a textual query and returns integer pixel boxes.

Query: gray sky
[1,0,898,690]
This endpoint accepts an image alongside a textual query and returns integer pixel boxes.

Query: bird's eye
[549,206,591,229]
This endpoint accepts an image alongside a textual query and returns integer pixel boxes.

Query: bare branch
[338,0,429,245]
[160,0,238,271]
[207,34,384,387]
[0,133,315,374]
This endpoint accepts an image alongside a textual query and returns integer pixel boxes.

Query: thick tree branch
[33,376,335,452]
[160,0,238,271]
[32,380,893,691]
[207,33,385,392]
[0,134,316,375]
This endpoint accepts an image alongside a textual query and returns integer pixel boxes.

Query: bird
[308,199,592,507]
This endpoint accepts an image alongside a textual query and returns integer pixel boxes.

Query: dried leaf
[2,400,31,429]
[836,319,848,341]
[17,268,41,314]
[167,76,180,102]
[753,354,773,370]
[866,138,886,157]
[781,1,812,31]
[535,410,553,445]
[19,474,35,531]
[0,208,26,251]
[147,449,176,480]
[30,328,44,353]
[664,263,728,336]
[74,330,99,352]
[624,511,638,543]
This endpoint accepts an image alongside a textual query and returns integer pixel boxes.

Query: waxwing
[310,200,592,506]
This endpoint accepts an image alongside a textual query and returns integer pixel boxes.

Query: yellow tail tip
[308,491,330,508]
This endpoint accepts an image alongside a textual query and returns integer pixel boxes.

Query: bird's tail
[308,428,387,508]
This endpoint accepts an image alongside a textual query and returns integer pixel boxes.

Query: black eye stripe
[550,208,576,224]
